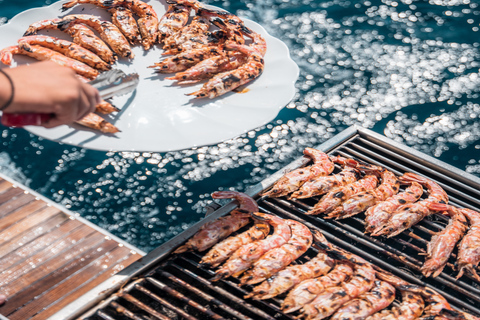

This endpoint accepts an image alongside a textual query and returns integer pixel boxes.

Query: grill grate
[79,127,480,320]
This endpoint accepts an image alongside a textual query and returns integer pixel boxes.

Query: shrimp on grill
[239,219,313,285]
[398,285,453,318]
[290,156,360,199]
[372,173,449,238]
[0,44,99,80]
[329,280,396,320]
[421,206,468,278]
[365,181,423,235]
[454,207,480,281]
[110,7,142,44]
[281,262,354,313]
[263,148,334,198]
[369,268,424,320]
[17,35,111,71]
[245,250,335,300]
[62,0,159,49]
[299,249,376,320]
[76,113,119,133]
[199,220,270,268]
[174,191,258,254]
[25,15,132,58]
[326,168,400,219]
[306,175,378,216]
[211,212,291,281]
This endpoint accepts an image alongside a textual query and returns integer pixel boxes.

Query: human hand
[0,61,100,128]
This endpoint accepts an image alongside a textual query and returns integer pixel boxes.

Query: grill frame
[52,125,480,320]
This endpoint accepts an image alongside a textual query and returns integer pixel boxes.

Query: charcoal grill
[52,125,480,320]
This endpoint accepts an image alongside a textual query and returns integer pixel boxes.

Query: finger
[80,82,100,118]
[76,87,93,121]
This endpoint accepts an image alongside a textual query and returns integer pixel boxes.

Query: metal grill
[76,126,480,320]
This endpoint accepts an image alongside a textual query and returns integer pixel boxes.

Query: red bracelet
[0,69,14,112]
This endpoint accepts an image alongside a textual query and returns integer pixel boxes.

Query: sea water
[1,0,479,252]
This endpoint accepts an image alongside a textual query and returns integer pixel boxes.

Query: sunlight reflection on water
[1,0,480,252]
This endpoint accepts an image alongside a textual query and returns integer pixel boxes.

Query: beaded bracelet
[0,69,14,112]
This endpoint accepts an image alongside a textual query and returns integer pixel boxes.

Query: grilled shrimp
[95,100,120,114]
[62,0,158,49]
[373,173,449,238]
[157,1,192,44]
[162,14,210,52]
[174,191,258,254]
[299,239,377,320]
[398,285,452,317]
[151,46,222,73]
[187,27,266,99]
[421,206,468,278]
[167,51,248,83]
[290,156,360,199]
[263,148,334,198]
[306,175,378,216]
[246,250,335,300]
[110,7,142,44]
[76,113,119,133]
[17,35,110,71]
[200,221,270,268]
[326,168,400,219]
[281,262,354,313]
[329,280,396,320]
[239,219,313,285]
[211,212,291,281]
[365,182,423,235]
[368,269,424,320]
[26,15,132,58]
[454,207,480,281]
[0,44,99,80]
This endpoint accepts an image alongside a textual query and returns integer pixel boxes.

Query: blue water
[1,0,480,252]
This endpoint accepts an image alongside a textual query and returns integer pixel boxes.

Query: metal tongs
[0,69,139,127]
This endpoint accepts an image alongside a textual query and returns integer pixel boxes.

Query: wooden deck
[0,175,144,320]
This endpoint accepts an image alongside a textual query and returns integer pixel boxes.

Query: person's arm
[0,61,100,128]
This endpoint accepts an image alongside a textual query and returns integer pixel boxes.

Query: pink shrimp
[281,262,354,313]
[95,100,120,114]
[455,207,480,281]
[211,212,291,281]
[326,168,400,219]
[245,250,335,300]
[239,219,313,285]
[373,173,449,238]
[290,156,360,199]
[263,148,334,198]
[299,248,376,320]
[173,191,258,254]
[76,113,120,133]
[200,221,270,268]
[365,182,423,234]
[306,175,379,216]
[421,206,468,278]
[329,280,396,320]
[17,35,110,71]
[398,285,452,318]
[0,44,99,80]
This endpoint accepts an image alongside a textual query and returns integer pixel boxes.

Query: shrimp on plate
[157,0,196,44]
[329,280,396,320]
[364,181,423,234]
[326,167,400,219]
[290,156,360,199]
[95,100,120,114]
[239,219,313,285]
[173,191,258,254]
[211,212,291,281]
[162,14,211,53]
[17,35,111,71]
[109,7,142,44]
[263,148,335,198]
[62,0,159,49]
[306,174,378,216]
[0,44,99,80]
[76,113,119,133]
[421,205,468,278]
[372,173,449,238]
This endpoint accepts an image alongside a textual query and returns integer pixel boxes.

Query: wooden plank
[0,188,28,217]
[0,213,68,259]
[0,197,47,231]
[9,247,141,320]
[0,224,99,295]
[0,238,121,316]
[0,180,12,193]
[0,218,83,272]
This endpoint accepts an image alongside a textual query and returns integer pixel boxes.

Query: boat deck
[0,175,144,320]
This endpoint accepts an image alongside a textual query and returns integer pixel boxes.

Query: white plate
[0,0,299,152]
